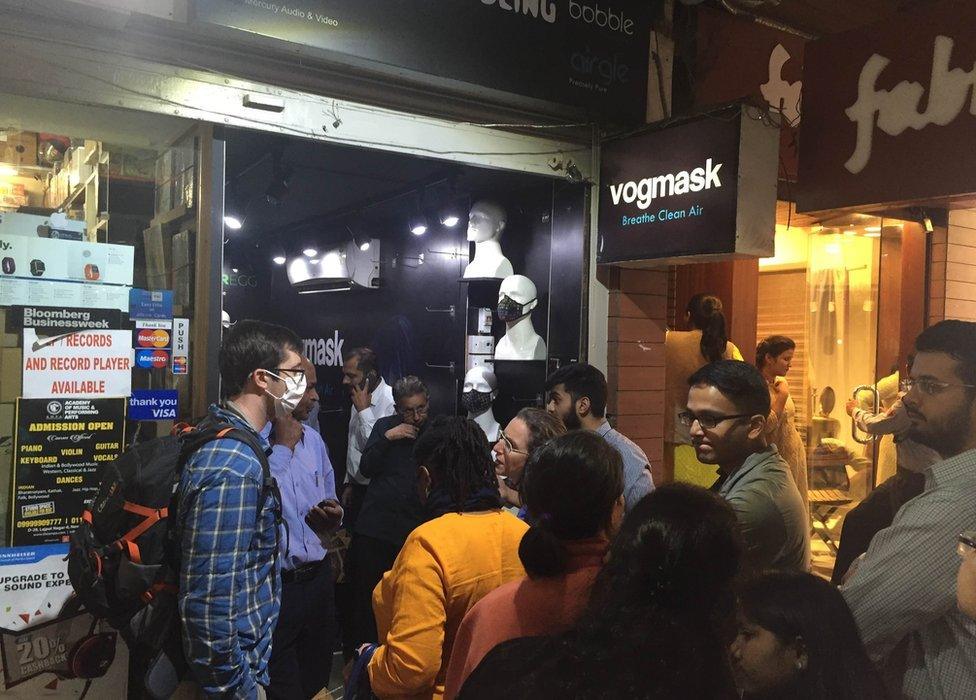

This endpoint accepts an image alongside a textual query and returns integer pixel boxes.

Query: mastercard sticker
[134,328,172,349]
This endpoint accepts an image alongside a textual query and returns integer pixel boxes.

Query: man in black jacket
[346,375,430,654]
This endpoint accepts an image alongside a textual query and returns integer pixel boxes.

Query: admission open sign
[10,398,126,546]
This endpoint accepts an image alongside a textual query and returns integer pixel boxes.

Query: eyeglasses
[497,432,529,456]
[399,404,429,418]
[958,531,976,557]
[903,378,976,396]
[270,367,306,378]
[677,411,754,430]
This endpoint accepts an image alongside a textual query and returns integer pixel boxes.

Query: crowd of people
[154,312,976,700]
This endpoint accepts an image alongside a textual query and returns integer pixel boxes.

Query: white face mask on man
[260,369,308,419]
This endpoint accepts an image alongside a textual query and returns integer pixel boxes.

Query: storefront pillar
[605,268,668,485]
[929,210,976,325]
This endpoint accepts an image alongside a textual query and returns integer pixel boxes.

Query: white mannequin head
[463,366,499,395]
[467,200,506,243]
[497,274,538,323]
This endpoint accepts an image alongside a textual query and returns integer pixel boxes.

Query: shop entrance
[758,205,928,577]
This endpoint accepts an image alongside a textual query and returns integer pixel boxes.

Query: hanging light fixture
[439,203,462,228]
[409,214,428,236]
[272,255,287,265]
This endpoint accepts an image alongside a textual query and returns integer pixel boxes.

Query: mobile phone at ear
[360,370,379,392]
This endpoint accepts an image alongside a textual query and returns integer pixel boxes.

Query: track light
[224,214,243,230]
[439,205,461,227]
[409,214,428,236]
[272,255,286,265]
[303,247,318,258]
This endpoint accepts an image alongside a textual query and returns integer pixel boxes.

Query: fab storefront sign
[9,398,126,546]
[797,0,976,212]
[21,330,132,399]
[598,104,778,265]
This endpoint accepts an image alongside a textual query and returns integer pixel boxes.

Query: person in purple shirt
[263,356,343,699]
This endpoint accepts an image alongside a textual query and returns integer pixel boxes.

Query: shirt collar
[596,420,613,438]
[213,402,271,451]
[926,447,976,489]
[721,446,780,492]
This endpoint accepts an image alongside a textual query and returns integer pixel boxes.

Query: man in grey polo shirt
[546,363,653,511]
[685,360,809,572]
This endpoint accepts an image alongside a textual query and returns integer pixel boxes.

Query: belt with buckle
[282,559,325,584]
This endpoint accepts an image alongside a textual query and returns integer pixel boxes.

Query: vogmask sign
[608,159,723,210]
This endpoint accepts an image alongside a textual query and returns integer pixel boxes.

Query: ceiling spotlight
[272,255,286,265]
[439,205,462,228]
[303,247,318,258]
[359,240,371,251]
[352,233,371,252]
[409,214,428,236]
[224,215,243,230]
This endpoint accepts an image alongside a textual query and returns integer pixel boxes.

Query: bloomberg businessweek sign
[598,104,779,265]
[194,0,650,122]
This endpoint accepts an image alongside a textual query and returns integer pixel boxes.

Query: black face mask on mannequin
[497,295,534,323]
[461,390,493,415]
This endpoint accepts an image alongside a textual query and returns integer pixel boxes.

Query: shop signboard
[128,390,178,421]
[10,306,122,334]
[193,0,651,122]
[21,329,132,399]
[797,0,976,212]
[128,289,173,320]
[9,398,126,546]
[597,104,779,265]
[0,545,127,695]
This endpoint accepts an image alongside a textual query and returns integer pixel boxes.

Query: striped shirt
[177,404,281,699]
[842,447,976,699]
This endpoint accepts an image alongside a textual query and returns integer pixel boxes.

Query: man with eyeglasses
[684,359,809,572]
[263,355,343,699]
[177,320,302,698]
[345,376,430,657]
[842,320,976,699]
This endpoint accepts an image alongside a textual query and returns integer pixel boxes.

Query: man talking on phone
[264,356,343,699]
[341,347,395,528]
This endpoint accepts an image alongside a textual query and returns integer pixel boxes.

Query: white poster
[22,330,132,399]
[0,279,130,312]
[0,236,133,286]
[0,545,128,697]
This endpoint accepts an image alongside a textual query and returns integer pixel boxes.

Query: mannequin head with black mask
[495,274,547,361]
[218,319,304,431]
[462,367,500,442]
[545,363,609,432]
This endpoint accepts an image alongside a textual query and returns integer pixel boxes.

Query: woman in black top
[459,483,743,699]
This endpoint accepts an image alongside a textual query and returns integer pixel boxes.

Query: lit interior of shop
[760,202,928,577]
[219,128,587,473]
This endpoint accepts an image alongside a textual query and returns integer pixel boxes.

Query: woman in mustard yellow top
[359,416,527,699]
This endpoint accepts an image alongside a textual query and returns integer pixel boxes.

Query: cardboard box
[0,131,38,167]
[0,347,22,403]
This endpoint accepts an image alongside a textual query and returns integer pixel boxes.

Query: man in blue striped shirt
[177,320,305,699]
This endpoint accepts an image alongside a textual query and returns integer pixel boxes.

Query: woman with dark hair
[756,335,808,507]
[493,407,566,508]
[354,416,526,699]
[444,431,624,697]
[731,571,887,699]
[666,294,744,487]
[457,483,743,699]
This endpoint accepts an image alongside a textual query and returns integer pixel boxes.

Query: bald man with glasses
[683,360,809,573]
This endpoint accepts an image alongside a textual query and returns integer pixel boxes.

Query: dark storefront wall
[220,130,585,479]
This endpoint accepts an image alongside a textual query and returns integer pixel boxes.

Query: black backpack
[67,414,277,696]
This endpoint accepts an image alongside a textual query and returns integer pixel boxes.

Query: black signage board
[193,0,650,123]
[10,398,126,546]
[8,306,123,334]
[598,107,743,264]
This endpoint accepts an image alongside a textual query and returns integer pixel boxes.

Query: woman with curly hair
[352,416,526,699]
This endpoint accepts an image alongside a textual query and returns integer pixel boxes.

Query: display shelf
[56,169,97,212]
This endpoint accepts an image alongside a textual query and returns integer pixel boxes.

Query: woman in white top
[757,335,808,507]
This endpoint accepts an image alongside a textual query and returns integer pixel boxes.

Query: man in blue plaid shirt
[177,320,305,698]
